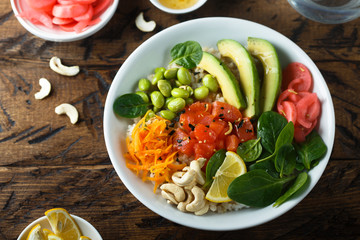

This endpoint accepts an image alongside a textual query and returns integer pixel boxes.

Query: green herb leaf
[113,93,150,118]
[170,41,203,69]
[227,169,295,207]
[249,158,279,178]
[204,149,226,189]
[274,171,308,207]
[237,138,262,162]
[257,111,288,153]
[295,131,327,170]
[274,143,297,178]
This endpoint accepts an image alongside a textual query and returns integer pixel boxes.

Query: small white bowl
[17,215,102,240]
[150,0,207,14]
[10,0,119,42]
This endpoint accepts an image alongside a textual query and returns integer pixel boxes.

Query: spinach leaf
[273,171,308,207]
[295,131,327,170]
[113,93,150,118]
[256,121,294,163]
[257,111,288,153]
[170,41,203,69]
[275,143,296,178]
[227,169,295,207]
[237,138,262,162]
[275,121,294,151]
[249,159,279,178]
[204,149,226,189]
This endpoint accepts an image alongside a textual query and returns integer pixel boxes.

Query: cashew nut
[160,183,185,205]
[49,57,80,76]
[186,186,206,212]
[135,12,156,32]
[189,159,206,185]
[177,189,194,212]
[34,78,51,100]
[195,201,209,216]
[55,103,79,124]
[172,169,196,187]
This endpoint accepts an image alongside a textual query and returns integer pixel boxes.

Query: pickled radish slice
[278,62,321,142]
[73,5,93,22]
[282,62,313,92]
[52,17,74,25]
[25,0,57,11]
[52,4,89,18]
[93,0,112,17]
[18,0,114,33]
[296,93,321,128]
[19,8,53,28]
[288,77,312,92]
[280,101,297,124]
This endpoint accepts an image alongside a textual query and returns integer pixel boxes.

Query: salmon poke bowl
[103,17,335,230]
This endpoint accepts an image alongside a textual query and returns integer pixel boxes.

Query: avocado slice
[198,51,246,109]
[247,37,282,113]
[217,39,260,118]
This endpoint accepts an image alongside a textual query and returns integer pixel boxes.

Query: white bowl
[103,17,335,231]
[150,0,207,14]
[17,215,102,240]
[10,0,119,42]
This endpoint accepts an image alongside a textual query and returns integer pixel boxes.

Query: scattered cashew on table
[160,158,211,216]
[34,57,80,124]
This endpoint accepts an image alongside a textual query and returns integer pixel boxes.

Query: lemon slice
[205,151,247,203]
[45,208,81,240]
[42,228,53,238]
[47,233,64,240]
[26,224,46,240]
[79,236,92,240]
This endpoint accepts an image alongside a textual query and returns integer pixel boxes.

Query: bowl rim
[17,214,102,240]
[10,0,119,42]
[149,0,207,14]
[103,17,335,231]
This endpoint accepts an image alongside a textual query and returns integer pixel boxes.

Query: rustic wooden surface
[0,0,359,239]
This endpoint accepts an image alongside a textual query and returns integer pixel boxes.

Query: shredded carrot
[124,110,186,192]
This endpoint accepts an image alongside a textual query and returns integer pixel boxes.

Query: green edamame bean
[168,98,186,113]
[145,110,156,121]
[174,80,182,87]
[159,110,176,120]
[177,67,192,85]
[164,68,178,80]
[136,91,149,103]
[202,74,219,92]
[155,67,166,74]
[157,80,172,97]
[194,86,209,100]
[150,91,165,108]
[186,86,194,96]
[153,106,161,113]
[165,96,176,108]
[152,71,164,85]
[171,88,190,99]
[138,78,151,91]
[185,97,194,106]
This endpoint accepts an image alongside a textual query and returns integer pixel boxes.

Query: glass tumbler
[287,0,360,24]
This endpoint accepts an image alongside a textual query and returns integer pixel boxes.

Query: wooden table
[1,0,359,239]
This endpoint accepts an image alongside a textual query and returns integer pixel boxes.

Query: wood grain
[0,0,359,239]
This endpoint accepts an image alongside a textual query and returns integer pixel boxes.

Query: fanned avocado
[217,39,260,118]
[198,51,246,109]
[247,37,281,113]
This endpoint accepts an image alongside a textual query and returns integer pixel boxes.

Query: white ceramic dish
[17,214,102,240]
[10,0,119,42]
[150,0,207,14]
[103,17,335,231]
